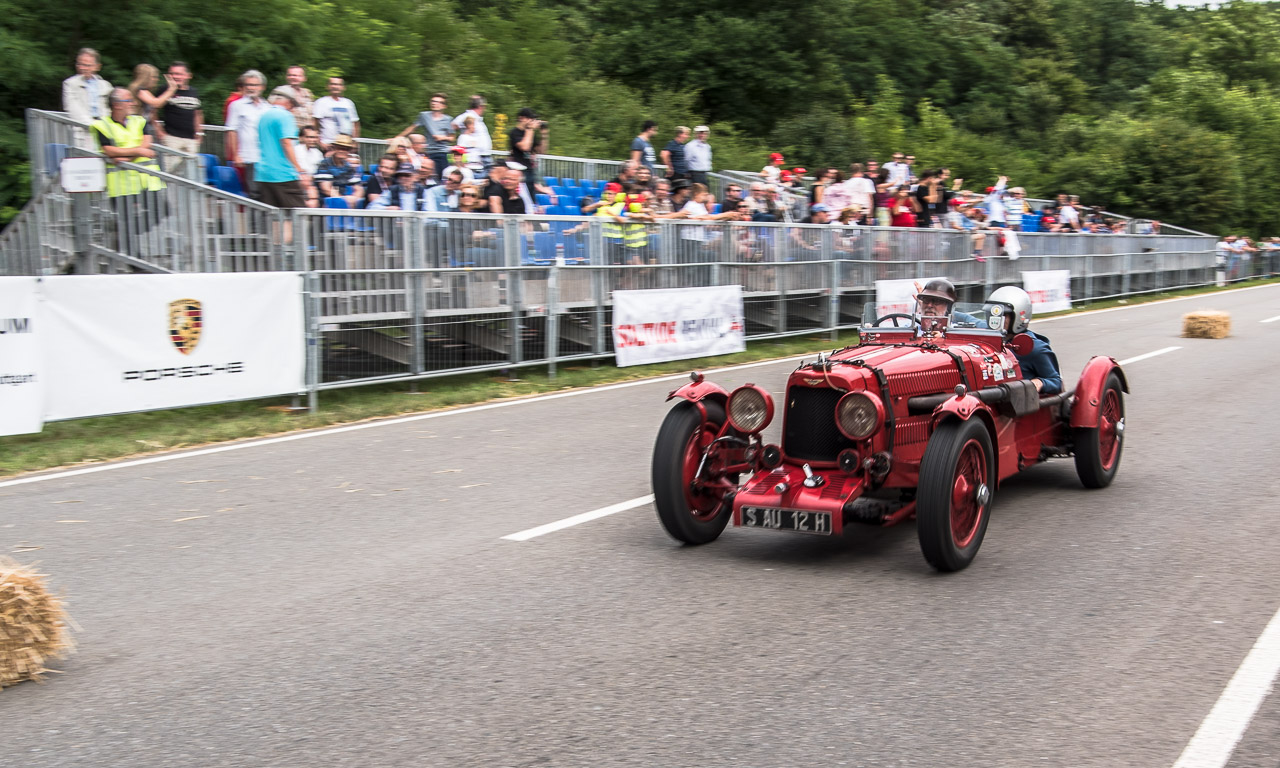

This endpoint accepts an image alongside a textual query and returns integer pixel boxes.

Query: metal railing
[26,109,204,190]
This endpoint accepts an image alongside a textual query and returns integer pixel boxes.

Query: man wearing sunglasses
[424,168,465,212]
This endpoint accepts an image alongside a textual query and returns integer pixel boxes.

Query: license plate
[741,506,833,535]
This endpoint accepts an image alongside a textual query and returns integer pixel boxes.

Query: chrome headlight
[727,385,774,434]
[836,391,884,440]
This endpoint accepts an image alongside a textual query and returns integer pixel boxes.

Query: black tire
[917,418,995,572]
[1074,371,1125,489]
[652,401,732,545]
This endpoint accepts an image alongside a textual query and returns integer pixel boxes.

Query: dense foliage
[1,0,1276,234]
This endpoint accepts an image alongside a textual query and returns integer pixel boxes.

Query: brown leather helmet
[916,278,957,307]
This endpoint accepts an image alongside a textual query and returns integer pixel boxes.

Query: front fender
[1070,356,1128,429]
[667,379,730,422]
[931,393,988,427]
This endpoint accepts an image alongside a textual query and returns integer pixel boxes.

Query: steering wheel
[871,313,917,328]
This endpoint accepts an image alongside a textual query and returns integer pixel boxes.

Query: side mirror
[1010,333,1034,357]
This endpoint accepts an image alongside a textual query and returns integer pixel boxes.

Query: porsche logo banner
[39,273,305,421]
[611,285,745,367]
[0,277,44,437]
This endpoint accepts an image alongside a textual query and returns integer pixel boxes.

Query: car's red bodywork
[654,321,1127,570]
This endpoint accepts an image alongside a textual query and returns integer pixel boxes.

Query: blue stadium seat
[564,205,582,216]
[552,185,569,199]
[199,153,219,184]
[536,193,552,206]
[545,205,563,216]
[322,196,374,231]
[214,165,244,196]
[578,178,592,189]
[543,176,559,187]
[711,204,721,214]
[1021,217,1040,233]
[44,143,69,176]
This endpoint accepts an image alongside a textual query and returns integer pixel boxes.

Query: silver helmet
[987,285,1033,335]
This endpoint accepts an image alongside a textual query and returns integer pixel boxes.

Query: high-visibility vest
[92,115,166,197]
[622,202,648,249]
[598,200,625,241]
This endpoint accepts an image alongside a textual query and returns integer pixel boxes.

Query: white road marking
[1034,282,1280,325]
[1260,314,1280,324]
[4,282,1273,490]
[1172,605,1280,768]
[501,495,655,541]
[1118,346,1181,365]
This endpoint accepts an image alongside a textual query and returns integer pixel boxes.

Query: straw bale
[0,558,74,689]
[1182,310,1231,339]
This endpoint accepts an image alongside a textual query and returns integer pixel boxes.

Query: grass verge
[2,276,1274,479]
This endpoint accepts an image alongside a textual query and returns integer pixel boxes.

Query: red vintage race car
[651,304,1127,571]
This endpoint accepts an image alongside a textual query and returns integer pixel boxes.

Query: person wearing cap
[450,95,491,175]
[224,69,271,198]
[661,126,691,182]
[314,135,365,208]
[313,76,360,146]
[761,153,784,184]
[445,144,476,185]
[254,87,311,211]
[686,126,712,186]
[369,166,429,211]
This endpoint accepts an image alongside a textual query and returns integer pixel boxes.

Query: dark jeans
[689,170,708,187]
[428,151,448,181]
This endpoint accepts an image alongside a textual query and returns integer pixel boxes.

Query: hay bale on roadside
[0,558,74,689]
[1182,310,1231,339]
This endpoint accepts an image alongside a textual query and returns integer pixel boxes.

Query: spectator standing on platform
[255,87,309,211]
[224,70,270,199]
[686,126,712,186]
[809,167,839,206]
[890,186,919,228]
[1058,194,1080,231]
[155,62,203,175]
[395,92,453,180]
[761,153,784,184]
[129,64,176,137]
[845,163,876,224]
[313,76,360,146]
[297,125,323,174]
[984,176,1009,227]
[450,95,491,175]
[884,152,910,189]
[91,88,167,249]
[661,126,690,181]
[1005,186,1028,230]
[631,121,658,171]
[223,74,244,120]
[281,66,315,130]
[509,108,550,193]
[64,48,112,149]
[313,134,364,208]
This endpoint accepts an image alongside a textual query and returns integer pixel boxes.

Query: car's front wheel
[1073,371,1125,488]
[652,401,733,545]
[917,418,995,572]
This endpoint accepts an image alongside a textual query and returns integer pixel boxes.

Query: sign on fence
[41,273,305,421]
[1021,270,1072,314]
[0,278,44,436]
[611,286,745,367]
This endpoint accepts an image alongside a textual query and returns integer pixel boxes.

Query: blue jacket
[1016,331,1062,395]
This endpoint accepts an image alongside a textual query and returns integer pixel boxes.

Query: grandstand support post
[407,220,425,377]
[547,264,560,380]
[1084,254,1094,302]
[776,261,787,335]
[590,221,606,358]
[710,262,720,288]
[828,259,840,342]
[26,109,44,196]
[71,192,92,274]
[304,269,321,413]
[1121,252,1132,296]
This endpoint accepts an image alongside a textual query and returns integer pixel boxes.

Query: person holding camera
[510,107,551,195]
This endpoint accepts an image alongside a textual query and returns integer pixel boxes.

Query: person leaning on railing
[92,88,166,199]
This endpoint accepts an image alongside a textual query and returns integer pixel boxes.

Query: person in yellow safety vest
[620,189,653,264]
[92,88,166,198]
[597,182,628,265]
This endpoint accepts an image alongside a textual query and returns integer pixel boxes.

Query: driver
[916,278,978,326]
[987,286,1062,394]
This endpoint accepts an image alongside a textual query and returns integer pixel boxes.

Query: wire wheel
[1074,371,1125,488]
[652,401,733,544]
[918,418,995,572]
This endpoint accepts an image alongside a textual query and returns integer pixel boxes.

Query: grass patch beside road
[2,276,1274,479]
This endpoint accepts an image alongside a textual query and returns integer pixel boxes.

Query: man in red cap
[761,152,784,184]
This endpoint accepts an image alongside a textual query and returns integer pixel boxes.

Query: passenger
[986,286,1062,394]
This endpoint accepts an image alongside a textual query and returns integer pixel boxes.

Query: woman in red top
[890,187,919,228]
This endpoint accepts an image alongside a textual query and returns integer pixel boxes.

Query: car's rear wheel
[917,418,995,572]
[652,401,733,545]
[1074,371,1125,488]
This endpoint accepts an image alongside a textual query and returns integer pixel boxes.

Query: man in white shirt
[883,152,910,189]
[686,125,712,186]
[451,95,492,174]
[224,69,271,199]
[62,47,112,149]
[842,163,876,224]
[297,125,324,175]
[983,176,1009,227]
[312,76,361,147]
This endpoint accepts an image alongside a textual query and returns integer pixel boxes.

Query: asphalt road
[2,285,1279,768]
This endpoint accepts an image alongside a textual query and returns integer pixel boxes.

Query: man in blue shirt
[630,121,658,171]
[661,126,690,181]
[255,87,309,209]
[987,285,1062,394]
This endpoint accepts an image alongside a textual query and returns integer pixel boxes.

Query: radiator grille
[783,386,857,463]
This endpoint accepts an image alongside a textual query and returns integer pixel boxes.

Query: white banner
[0,278,44,436]
[612,286,745,367]
[1021,270,1072,314]
[41,273,305,420]
[874,278,935,318]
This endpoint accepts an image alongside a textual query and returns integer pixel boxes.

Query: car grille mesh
[783,386,857,462]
